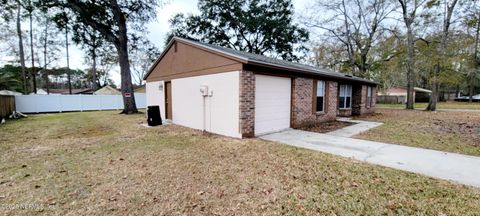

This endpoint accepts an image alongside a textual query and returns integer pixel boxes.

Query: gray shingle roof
[175,37,376,85]
[145,37,376,85]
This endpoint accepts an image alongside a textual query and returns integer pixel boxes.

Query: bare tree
[304,0,394,78]
[16,4,28,94]
[396,0,428,109]
[129,38,160,85]
[426,0,459,111]
[470,4,480,103]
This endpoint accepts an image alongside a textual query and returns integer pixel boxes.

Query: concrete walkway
[260,129,480,188]
[327,118,383,137]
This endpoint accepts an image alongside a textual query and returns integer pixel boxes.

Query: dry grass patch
[355,109,480,156]
[1,111,480,215]
[377,101,480,110]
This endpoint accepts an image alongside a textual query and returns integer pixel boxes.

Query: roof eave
[246,60,378,85]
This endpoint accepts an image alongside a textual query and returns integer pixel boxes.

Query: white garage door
[255,74,291,135]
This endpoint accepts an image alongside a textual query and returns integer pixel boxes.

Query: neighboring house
[134,85,146,93]
[29,89,49,95]
[144,37,377,138]
[49,88,94,95]
[0,90,22,96]
[94,85,121,95]
[377,86,431,103]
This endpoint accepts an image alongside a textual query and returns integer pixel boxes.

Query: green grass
[355,109,480,156]
[376,101,480,110]
[1,111,480,215]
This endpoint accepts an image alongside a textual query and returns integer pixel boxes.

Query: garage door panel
[254,75,291,135]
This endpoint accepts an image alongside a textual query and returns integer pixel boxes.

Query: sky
[0,0,311,86]
[83,0,311,85]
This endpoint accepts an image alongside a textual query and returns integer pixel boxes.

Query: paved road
[260,129,480,188]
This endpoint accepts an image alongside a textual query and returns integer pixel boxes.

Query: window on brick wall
[366,86,373,108]
[339,84,352,109]
[315,80,325,112]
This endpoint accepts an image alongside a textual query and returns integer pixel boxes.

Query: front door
[165,81,172,119]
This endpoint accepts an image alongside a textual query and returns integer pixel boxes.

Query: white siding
[171,71,241,138]
[146,81,165,120]
[254,74,291,135]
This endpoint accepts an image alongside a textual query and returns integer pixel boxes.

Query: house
[49,88,94,95]
[29,89,49,95]
[134,85,146,93]
[0,90,22,96]
[144,37,377,138]
[94,85,121,95]
[377,86,431,103]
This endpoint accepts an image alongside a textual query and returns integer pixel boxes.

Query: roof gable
[144,37,377,85]
[144,38,244,81]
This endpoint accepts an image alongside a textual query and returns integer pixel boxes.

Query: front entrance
[165,81,172,119]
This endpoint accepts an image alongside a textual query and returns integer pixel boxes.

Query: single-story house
[94,85,121,95]
[144,37,377,138]
[377,86,431,103]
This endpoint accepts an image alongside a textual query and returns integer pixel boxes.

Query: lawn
[355,109,480,156]
[1,111,480,215]
[376,101,480,110]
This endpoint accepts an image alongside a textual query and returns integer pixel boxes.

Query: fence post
[58,94,62,113]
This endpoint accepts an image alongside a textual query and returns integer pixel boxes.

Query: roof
[94,86,121,95]
[413,87,432,93]
[0,90,22,96]
[49,88,93,94]
[144,37,377,85]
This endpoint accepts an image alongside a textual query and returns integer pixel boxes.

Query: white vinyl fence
[15,94,146,113]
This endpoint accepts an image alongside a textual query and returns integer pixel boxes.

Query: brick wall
[291,78,338,128]
[239,70,255,138]
[352,85,376,115]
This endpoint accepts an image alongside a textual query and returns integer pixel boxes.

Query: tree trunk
[115,8,137,114]
[44,18,49,94]
[426,0,458,111]
[405,24,415,109]
[92,50,97,90]
[471,11,480,103]
[92,37,98,90]
[29,9,36,94]
[65,25,72,94]
[17,5,27,94]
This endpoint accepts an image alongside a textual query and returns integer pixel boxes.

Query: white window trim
[366,86,373,108]
[316,80,326,113]
[339,84,352,109]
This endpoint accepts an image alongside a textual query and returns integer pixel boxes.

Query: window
[366,86,373,108]
[315,80,325,112]
[339,84,352,109]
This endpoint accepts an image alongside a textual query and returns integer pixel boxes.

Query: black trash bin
[147,106,162,126]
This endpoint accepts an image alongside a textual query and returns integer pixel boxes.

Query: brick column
[352,85,366,115]
[239,70,255,138]
[352,85,376,115]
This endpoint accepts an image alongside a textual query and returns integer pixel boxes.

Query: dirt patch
[299,121,355,133]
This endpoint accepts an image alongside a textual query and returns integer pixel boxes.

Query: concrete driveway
[260,129,480,188]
